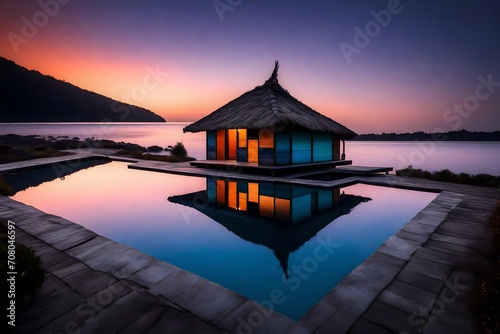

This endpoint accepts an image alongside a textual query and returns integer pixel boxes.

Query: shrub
[0,175,14,196]
[431,169,458,183]
[170,142,187,157]
[396,168,500,188]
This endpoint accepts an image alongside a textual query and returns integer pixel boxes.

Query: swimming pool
[9,161,437,320]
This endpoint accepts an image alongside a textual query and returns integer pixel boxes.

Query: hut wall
[291,194,312,223]
[216,129,226,160]
[258,128,275,165]
[206,131,216,160]
[317,189,333,211]
[312,133,333,162]
[275,133,291,165]
[291,130,312,164]
[333,138,341,160]
[237,129,248,162]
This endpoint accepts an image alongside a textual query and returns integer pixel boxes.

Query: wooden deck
[190,159,353,175]
[288,165,393,179]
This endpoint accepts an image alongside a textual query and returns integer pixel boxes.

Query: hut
[184,61,357,166]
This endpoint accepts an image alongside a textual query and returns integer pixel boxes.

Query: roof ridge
[267,87,281,116]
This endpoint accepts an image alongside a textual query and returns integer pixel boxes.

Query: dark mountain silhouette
[351,130,500,141]
[0,57,165,122]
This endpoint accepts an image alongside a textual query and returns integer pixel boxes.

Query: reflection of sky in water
[12,162,437,320]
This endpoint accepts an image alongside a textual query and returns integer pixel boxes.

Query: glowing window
[275,198,291,222]
[238,129,247,148]
[259,195,274,218]
[216,179,225,205]
[248,182,259,203]
[228,129,237,160]
[238,192,247,211]
[228,181,237,209]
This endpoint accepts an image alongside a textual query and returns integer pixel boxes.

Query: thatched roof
[183,61,357,138]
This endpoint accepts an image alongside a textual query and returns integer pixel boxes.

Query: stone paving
[1,156,498,333]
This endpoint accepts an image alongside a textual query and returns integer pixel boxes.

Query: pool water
[10,161,437,320]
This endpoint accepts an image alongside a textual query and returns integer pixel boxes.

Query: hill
[0,57,165,122]
[351,130,500,141]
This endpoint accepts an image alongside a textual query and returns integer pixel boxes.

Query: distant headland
[0,57,165,123]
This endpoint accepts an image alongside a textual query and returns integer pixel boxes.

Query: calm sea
[1,123,499,175]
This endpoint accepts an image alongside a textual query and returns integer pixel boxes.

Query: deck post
[341,138,346,160]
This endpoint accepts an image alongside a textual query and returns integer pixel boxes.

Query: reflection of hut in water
[168,178,371,278]
[183,61,357,165]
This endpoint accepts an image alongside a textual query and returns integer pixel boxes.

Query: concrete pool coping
[1,154,499,333]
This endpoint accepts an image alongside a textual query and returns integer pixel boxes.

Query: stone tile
[77,291,164,333]
[113,252,155,278]
[217,300,295,334]
[314,308,362,334]
[404,257,453,281]
[348,317,393,334]
[51,261,88,280]
[151,269,203,301]
[117,307,164,334]
[423,319,471,334]
[413,247,467,266]
[34,273,68,300]
[45,256,82,271]
[395,267,444,294]
[386,280,438,307]
[423,239,483,258]
[63,268,117,297]
[437,219,490,234]
[38,249,72,268]
[35,283,135,334]
[377,290,429,318]
[80,241,133,269]
[378,234,421,260]
[171,278,246,323]
[65,236,114,259]
[403,221,439,236]
[130,260,179,287]
[298,295,339,333]
[396,230,429,243]
[50,229,97,251]
[18,286,85,324]
[147,308,226,334]
[429,303,475,333]
[362,301,424,334]
[91,247,142,272]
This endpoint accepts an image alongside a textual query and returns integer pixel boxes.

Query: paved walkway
[1,156,499,333]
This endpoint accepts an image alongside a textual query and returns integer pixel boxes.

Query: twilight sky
[1,0,499,133]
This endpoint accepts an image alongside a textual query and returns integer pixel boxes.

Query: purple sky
[1,0,499,133]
